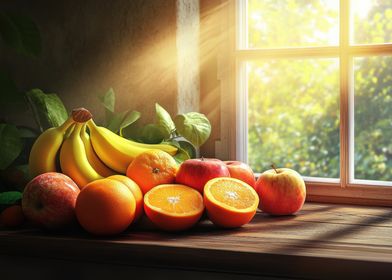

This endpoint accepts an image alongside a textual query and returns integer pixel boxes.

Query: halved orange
[204,177,259,228]
[107,175,144,222]
[144,184,204,231]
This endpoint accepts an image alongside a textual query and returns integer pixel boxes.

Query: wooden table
[1,203,391,279]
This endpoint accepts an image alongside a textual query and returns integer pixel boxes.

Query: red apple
[22,172,80,230]
[255,167,306,215]
[224,161,256,188]
[175,158,230,193]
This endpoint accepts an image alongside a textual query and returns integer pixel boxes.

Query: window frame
[217,0,392,206]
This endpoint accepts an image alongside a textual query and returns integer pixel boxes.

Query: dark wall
[1,0,178,124]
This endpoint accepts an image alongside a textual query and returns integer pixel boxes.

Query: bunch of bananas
[29,108,178,188]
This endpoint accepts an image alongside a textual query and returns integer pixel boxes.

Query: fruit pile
[29,108,178,187]
[0,108,307,235]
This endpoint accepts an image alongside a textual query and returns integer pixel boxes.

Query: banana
[60,122,103,188]
[87,120,178,174]
[80,124,116,177]
[100,125,178,152]
[29,117,75,177]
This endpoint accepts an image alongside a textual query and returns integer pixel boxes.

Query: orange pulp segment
[204,177,259,228]
[144,184,204,231]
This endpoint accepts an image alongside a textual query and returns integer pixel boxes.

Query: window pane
[354,56,392,181]
[351,0,392,45]
[247,0,339,48]
[247,59,340,178]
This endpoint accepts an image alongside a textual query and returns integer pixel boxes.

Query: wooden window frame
[216,0,392,206]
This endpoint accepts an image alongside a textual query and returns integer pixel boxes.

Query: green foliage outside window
[247,0,392,181]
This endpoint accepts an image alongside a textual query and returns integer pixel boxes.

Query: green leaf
[155,103,175,138]
[0,71,27,113]
[177,139,197,158]
[99,88,117,128]
[106,110,140,134]
[164,139,192,164]
[174,112,211,147]
[0,191,22,207]
[173,146,191,165]
[106,112,124,132]
[0,12,41,58]
[99,88,115,113]
[121,122,143,141]
[26,89,68,131]
[0,124,23,170]
[119,110,141,136]
[140,124,165,144]
[17,126,38,138]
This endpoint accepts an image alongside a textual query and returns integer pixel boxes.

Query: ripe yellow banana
[80,124,116,177]
[60,122,103,188]
[100,125,178,152]
[29,117,75,177]
[87,120,178,173]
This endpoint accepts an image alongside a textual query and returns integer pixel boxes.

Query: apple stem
[271,164,279,174]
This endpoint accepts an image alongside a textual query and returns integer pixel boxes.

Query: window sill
[0,203,391,279]
[306,182,392,206]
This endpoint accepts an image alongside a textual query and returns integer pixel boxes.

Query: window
[220,0,392,205]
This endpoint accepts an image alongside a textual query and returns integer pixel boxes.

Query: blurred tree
[353,0,392,180]
[247,0,392,181]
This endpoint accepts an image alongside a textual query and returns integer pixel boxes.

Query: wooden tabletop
[1,203,391,279]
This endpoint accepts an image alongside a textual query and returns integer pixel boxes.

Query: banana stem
[80,123,89,138]
[72,108,93,123]
[86,119,98,132]
[65,123,76,138]
[72,123,83,137]
[58,117,75,134]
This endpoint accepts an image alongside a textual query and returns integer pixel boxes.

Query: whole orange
[0,205,25,227]
[75,178,136,235]
[126,150,178,195]
[107,175,144,222]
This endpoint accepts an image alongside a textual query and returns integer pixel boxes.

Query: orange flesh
[147,185,203,214]
[209,179,256,209]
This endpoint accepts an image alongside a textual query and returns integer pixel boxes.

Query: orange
[107,175,144,222]
[144,184,204,231]
[204,177,259,228]
[126,150,178,195]
[0,205,25,228]
[75,178,136,235]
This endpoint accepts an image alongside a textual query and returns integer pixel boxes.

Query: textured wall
[1,0,178,124]
[176,0,200,114]
[199,0,224,158]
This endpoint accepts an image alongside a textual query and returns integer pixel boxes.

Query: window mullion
[236,47,340,60]
[340,0,350,188]
[237,0,248,49]
[348,44,392,55]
